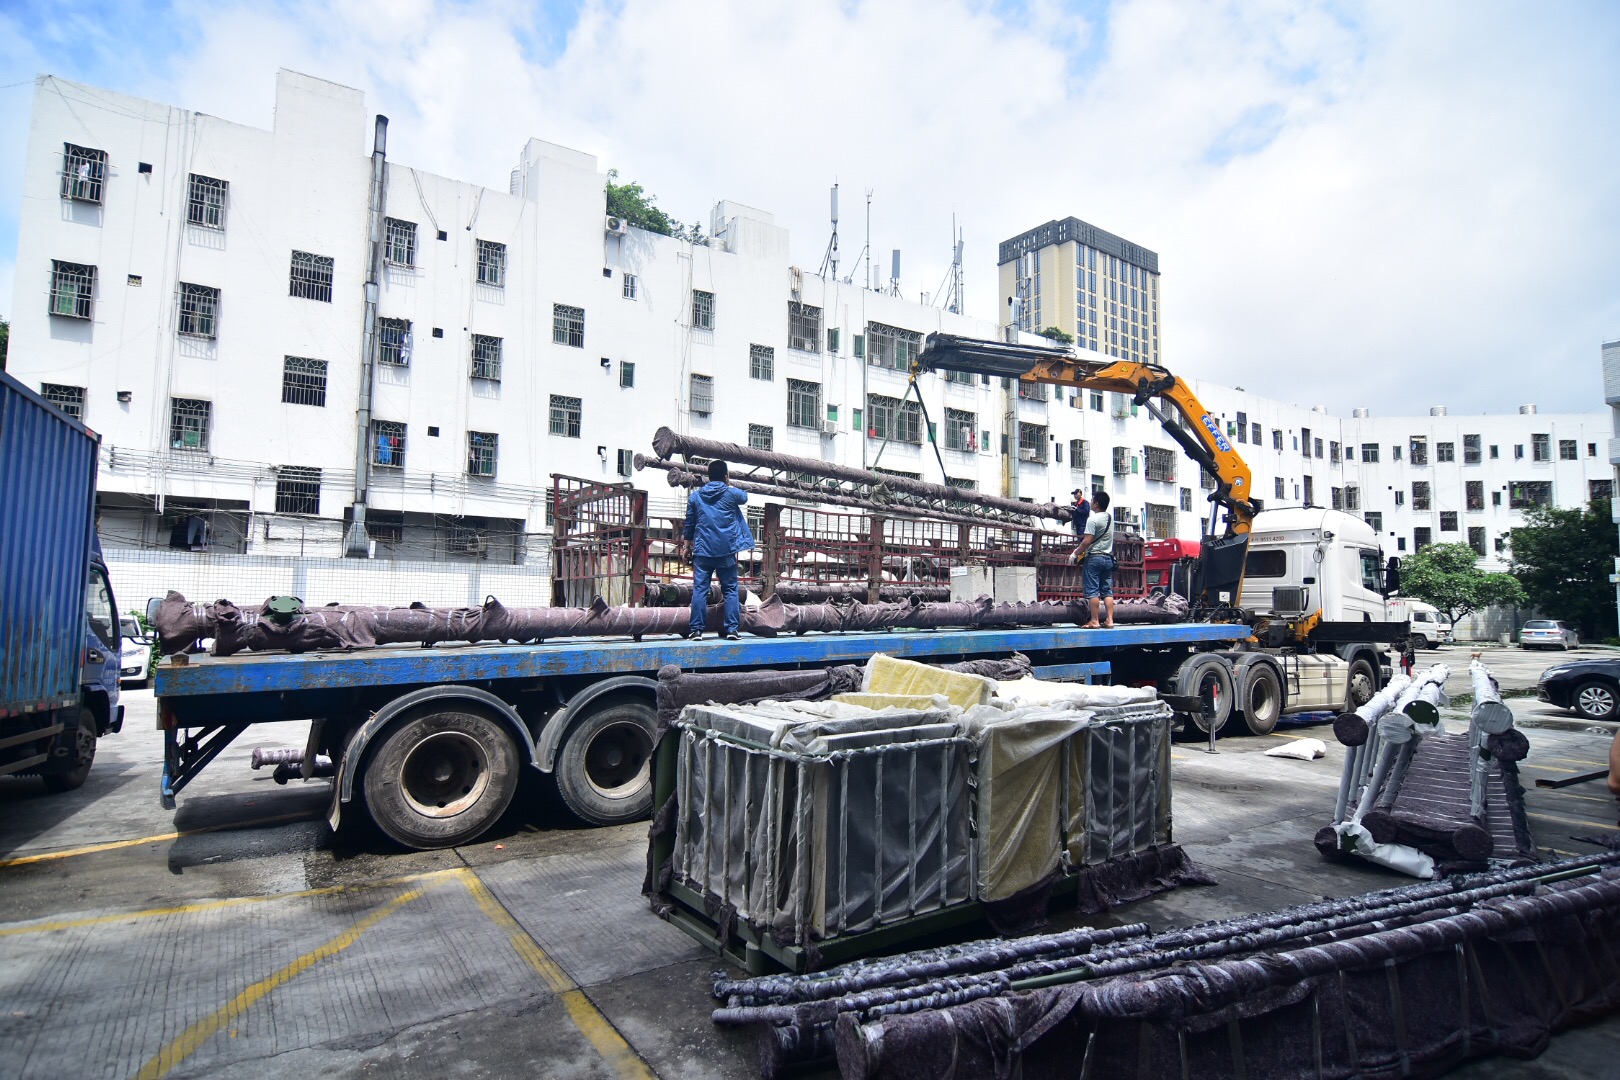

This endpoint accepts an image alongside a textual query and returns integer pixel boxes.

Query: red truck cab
[1144,538,1201,597]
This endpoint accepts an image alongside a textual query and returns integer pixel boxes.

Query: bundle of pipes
[716,851,1620,1078]
[645,427,1071,526]
[153,589,1189,657]
[642,580,950,607]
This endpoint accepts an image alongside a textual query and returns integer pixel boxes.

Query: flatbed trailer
[154,622,1250,849]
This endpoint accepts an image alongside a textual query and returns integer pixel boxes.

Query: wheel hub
[399,731,490,818]
[584,721,652,800]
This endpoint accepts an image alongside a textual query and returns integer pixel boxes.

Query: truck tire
[42,708,97,793]
[361,706,520,849]
[1175,654,1234,736]
[554,698,656,826]
[1235,662,1283,736]
[1344,658,1378,714]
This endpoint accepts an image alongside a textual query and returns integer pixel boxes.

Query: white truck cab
[1386,598,1449,647]
[1238,508,1387,624]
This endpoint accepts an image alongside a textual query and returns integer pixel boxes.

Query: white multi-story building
[9,72,1612,596]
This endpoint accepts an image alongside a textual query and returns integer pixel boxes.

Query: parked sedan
[1520,619,1580,650]
[1538,658,1620,721]
[119,614,153,688]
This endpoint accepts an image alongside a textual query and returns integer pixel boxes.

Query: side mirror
[145,596,163,624]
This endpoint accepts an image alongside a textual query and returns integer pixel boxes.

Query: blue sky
[3,0,1619,415]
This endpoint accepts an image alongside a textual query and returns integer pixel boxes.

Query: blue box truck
[1,370,122,791]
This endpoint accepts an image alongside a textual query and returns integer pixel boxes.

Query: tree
[605,169,678,237]
[1038,326,1074,345]
[1511,497,1618,639]
[1400,541,1525,628]
[1,317,8,371]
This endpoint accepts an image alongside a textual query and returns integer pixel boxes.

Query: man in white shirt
[1071,490,1115,628]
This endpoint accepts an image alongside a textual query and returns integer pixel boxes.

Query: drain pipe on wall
[345,114,390,558]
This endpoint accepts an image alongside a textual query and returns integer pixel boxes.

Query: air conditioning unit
[463,534,488,556]
[819,420,840,437]
[605,216,629,236]
[1018,448,1041,463]
[789,266,804,297]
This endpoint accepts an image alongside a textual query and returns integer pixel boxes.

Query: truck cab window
[1359,551,1381,592]
[85,567,117,649]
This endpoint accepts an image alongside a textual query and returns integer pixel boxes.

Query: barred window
[187,174,227,230]
[552,304,584,347]
[1411,481,1431,510]
[787,379,821,428]
[372,420,406,468]
[1466,480,1484,510]
[1068,438,1090,471]
[1591,479,1614,501]
[170,398,211,451]
[749,344,775,381]
[1365,512,1383,532]
[274,466,321,515]
[384,218,417,267]
[61,143,106,204]
[1145,503,1176,540]
[1509,481,1552,509]
[622,273,637,300]
[690,374,714,415]
[1409,437,1428,466]
[620,361,635,388]
[1414,527,1432,551]
[944,369,976,386]
[1235,411,1248,443]
[748,424,774,451]
[1143,446,1176,483]
[471,334,503,382]
[549,395,582,438]
[467,431,498,477]
[49,260,96,319]
[477,240,506,287]
[1330,441,1342,464]
[290,250,334,302]
[946,476,977,491]
[1439,511,1458,531]
[1463,434,1482,464]
[1331,487,1343,510]
[866,322,922,371]
[692,290,714,330]
[1531,433,1550,461]
[1017,380,1049,401]
[1180,487,1192,511]
[788,302,822,352]
[1436,441,1455,463]
[1019,425,1048,463]
[41,383,85,420]
[1559,439,1578,461]
[1468,527,1486,556]
[282,356,328,407]
[867,394,921,443]
[378,317,411,366]
[177,282,219,338]
[944,408,976,451]
[1345,485,1361,510]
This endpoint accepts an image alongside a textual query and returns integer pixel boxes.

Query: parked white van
[1386,598,1450,648]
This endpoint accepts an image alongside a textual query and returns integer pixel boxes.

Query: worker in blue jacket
[682,459,754,639]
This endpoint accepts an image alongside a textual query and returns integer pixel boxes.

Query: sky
[2,0,1618,416]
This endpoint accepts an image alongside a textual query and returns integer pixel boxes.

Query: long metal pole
[345,115,389,557]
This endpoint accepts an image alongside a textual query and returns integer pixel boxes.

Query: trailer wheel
[1176,654,1234,735]
[42,709,97,793]
[1235,662,1283,737]
[554,698,656,826]
[1344,658,1378,714]
[362,707,519,849]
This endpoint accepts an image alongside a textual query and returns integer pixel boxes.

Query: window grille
[289,250,334,302]
[187,174,227,229]
[1180,487,1192,511]
[61,143,106,204]
[477,240,506,287]
[622,274,637,299]
[872,466,922,480]
[1330,441,1341,464]
[1413,527,1432,551]
[552,304,584,347]
[1559,439,1577,461]
[620,361,635,388]
[282,356,328,407]
[1530,434,1550,461]
[1303,476,1315,505]
[467,431,498,477]
[943,369,976,386]
[274,466,321,515]
[378,318,411,366]
[1017,380,1049,401]
[1467,527,1486,555]
[1412,481,1431,510]
[1145,503,1176,539]
[1437,441,1455,463]
[177,282,219,338]
[1345,485,1361,510]
[1275,477,1285,499]
[749,344,775,381]
[41,383,85,419]
[1331,487,1343,510]
[747,424,774,451]
[471,334,503,381]
[384,218,417,267]
[692,290,714,330]
[1509,481,1551,509]
[1464,434,1482,464]
[946,476,976,491]
[944,408,976,451]
[1466,481,1484,510]
[1068,438,1089,471]
[1409,437,1428,466]
[867,394,921,443]
[49,260,96,319]
[1018,425,1048,463]
[690,374,714,415]
[1591,479,1614,501]
[788,302,823,352]
[372,420,406,468]
[1440,511,1458,531]
[549,395,582,438]
[865,322,923,371]
[170,398,211,452]
[787,379,820,428]
[1365,512,1383,532]
[1143,446,1176,483]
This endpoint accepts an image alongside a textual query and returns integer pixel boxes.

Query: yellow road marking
[0,810,321,868]
[132,883,430,1080]
[1529,810,1619,832]
[458,867,654,1080]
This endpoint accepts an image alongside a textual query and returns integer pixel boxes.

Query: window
[690,374,714,415]
[1395,490,1405,506]
[1413,527,1432,551]
[41,383,85,419]
[1490,444,1500,460]
[1509,481,1552,509]
[1331,487,1343,510]
[372,420,406,467]
[1364,512,1383,532]
[282,356,328,407]
[619,361,635,388]
[477,240,507,287]
[1467,527,1486,556]
[1143,446,1176,483]
[274,466,321,514]
[1466,480,1484,510]
[1250,423,1261,445]
[1361,443,1379,463]
[1274,476,1285,499]
[1494,536,1506,553]
[177,283,219,338]
[1272,429,1283,451]
[552,304,584,347]
[1436,441,1454,463]
[170,398,211,451]
[1409,437,1428,466]
[827,328,841,353]
[1397,537,1406,552]
[787,379,820,428]
[289,251,334,302]
[748,424,774,451]
[1303,475,1315,505]
[61,143,106,203]
[622,273,637,299]
[1180,487,1193,511]
[946,476,976,491]
[749,344,775,381]
[866,322,922,371]
[1235,411,1248,443]
[1492,490,1501,507]
[788,302,823,352]
[470,334,502,381]
[1463,434,1481,464]
[548,395,582,437]
[1440,511,1458,532]
[1590,443,1599,457]
[384,218,417,267]
[1393,444,1402,461]
[467,431,498,477]
[1559,439,1577,461]
[946,408,977,452]
[1330,441,1341,464]
[1089,391,1104,412]
[1115,446,1132,477]
[1591,479,1614,501]
[867,394,921,443]
[1513,444,1524,460]
[1145,503,1176,539]
[1067,438,1090,471]
[187,174,227,230]
[378,318,411,366]
[49,260,96,319]
[1531,434,1551,461]
[692,290,714,330]
[1412,481,1430,510]
[1344,485,1360,510]
[609,449,631,477]
[1248,550,1287,578]
[945,368,976,386]
[1019,424,1048,463]
[1314,438,1324,459]
[1017,380,1049,401]
[1301,427,1311,457]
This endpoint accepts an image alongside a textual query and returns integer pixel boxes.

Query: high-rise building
[997,217,1160,363]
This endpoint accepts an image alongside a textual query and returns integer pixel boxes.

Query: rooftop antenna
[890,249,901,297]
[933,216,965,314]
[819,183,839,279]
[864,189,873,291]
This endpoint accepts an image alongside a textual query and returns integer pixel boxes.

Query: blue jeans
[1082,553,1115,599]
[691,555,740,636]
